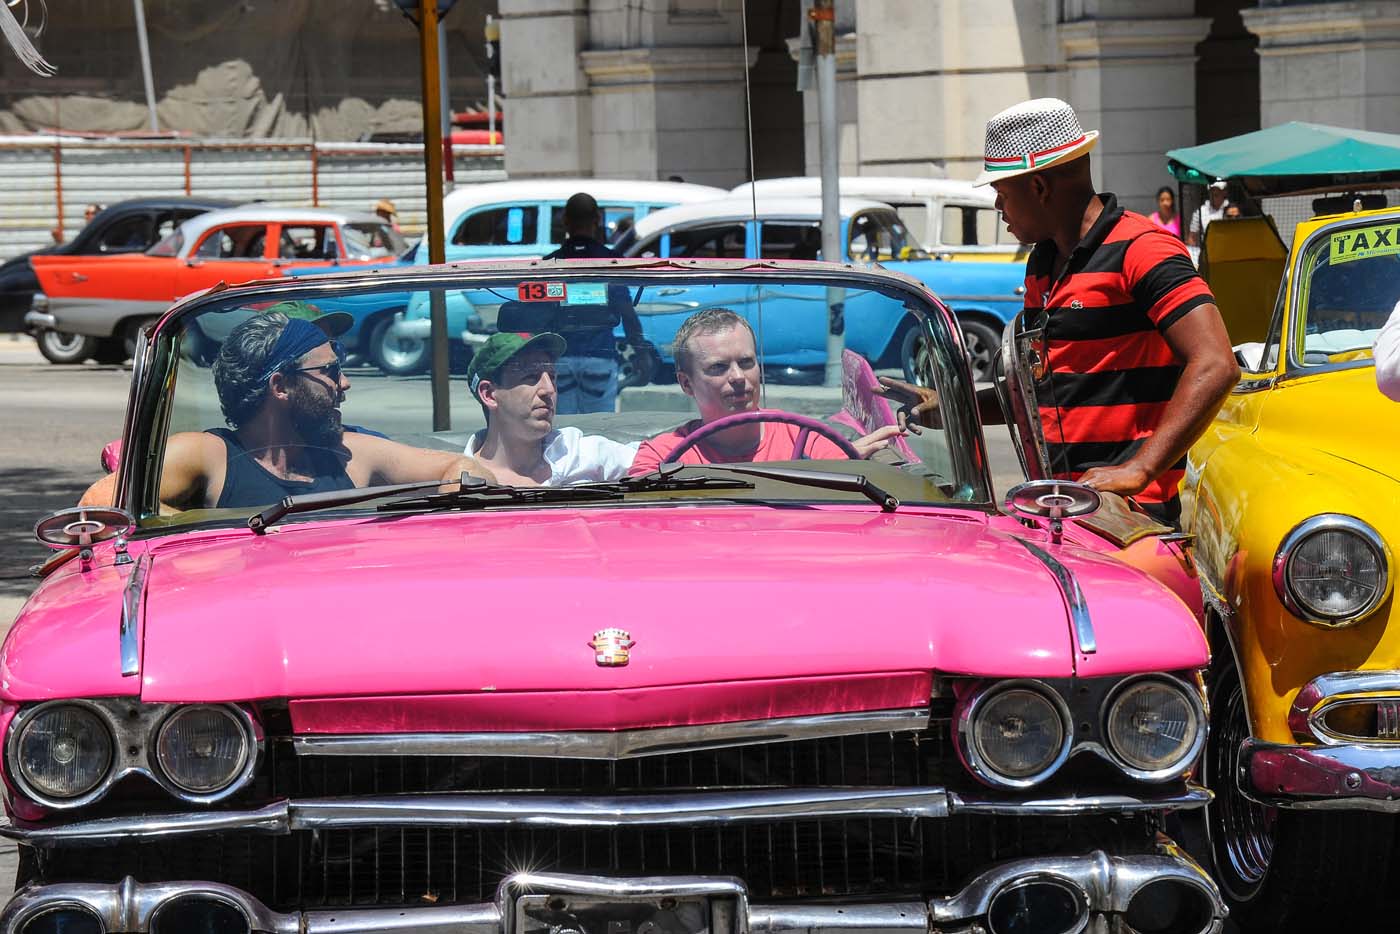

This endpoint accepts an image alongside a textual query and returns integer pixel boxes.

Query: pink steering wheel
[663,409,863,463]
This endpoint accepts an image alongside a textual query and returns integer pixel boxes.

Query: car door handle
[70,273,87,283]
[1014,286,1025,295]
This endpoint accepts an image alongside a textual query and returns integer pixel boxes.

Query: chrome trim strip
[1232,375,1276,394]
[1241,737,1400,812]
[293,707,931,760]
[1015,537,1096,654]
[0,783,1210,845]
[1288,670,1400,743]
[0,856,1227,934]
[120,552,150,677]
[1272,514,1393,628]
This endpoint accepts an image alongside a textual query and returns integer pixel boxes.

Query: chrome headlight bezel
[152,704,257,800]
[1099,675,1207,782]
[7,701,115,808]
[955,679,1074,789]
[5,699,261,810]
[1274,514,1392,628]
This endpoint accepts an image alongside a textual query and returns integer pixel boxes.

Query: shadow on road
[0,466,99,599]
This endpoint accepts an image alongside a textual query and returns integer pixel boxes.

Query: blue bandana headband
[257,318,340,383]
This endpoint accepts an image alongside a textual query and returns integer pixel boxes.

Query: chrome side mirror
[34,507,136,569]
[1005,479,1101,546]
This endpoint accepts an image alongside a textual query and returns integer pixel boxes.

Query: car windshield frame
[1287,215,1395,375]
[115,260,992,535]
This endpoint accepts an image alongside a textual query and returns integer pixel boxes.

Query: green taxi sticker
[1331,223,1400,265]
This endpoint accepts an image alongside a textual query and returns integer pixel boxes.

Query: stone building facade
[497,0,1398,216]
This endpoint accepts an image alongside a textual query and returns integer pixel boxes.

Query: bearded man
[80,308,491,510]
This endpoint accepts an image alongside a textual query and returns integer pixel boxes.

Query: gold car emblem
[589,628,635,667]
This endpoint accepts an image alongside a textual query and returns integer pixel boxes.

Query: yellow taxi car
[1184,203,1400,930]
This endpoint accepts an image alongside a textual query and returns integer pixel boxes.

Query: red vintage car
[26,206,404,364]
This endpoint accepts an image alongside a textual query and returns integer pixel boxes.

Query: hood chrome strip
[1015,537,1096,654]
[292,707,930,760]
[119,553,150,677]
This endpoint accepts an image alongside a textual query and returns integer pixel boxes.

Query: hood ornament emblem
[590,628,635,667]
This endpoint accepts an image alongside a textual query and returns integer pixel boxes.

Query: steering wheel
[663,409,863,463]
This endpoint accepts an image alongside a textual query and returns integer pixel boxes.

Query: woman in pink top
[1149,186,1181,238]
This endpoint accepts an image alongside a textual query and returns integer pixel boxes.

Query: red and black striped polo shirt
[1022,193,1215,507]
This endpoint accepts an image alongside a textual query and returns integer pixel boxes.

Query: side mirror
[34,506,136,568]
[1005,479,1101,545]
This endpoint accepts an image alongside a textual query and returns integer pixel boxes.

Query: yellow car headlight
[1274,515,1391,627]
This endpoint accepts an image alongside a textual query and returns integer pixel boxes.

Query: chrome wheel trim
[963,325,995,383]
[902,325,935,388]
[372,315,427,374]
[1208,675,1277,901]
[41,331,88,354]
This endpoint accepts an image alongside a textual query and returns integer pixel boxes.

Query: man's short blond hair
[673,308,756,375]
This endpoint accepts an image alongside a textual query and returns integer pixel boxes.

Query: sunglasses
[290,341,346,383]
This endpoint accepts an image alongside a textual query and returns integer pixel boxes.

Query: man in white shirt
[463,331,638,485]
[1187,179,1229,247]
[1375,299,1400,401]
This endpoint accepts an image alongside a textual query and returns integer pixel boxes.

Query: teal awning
[1166,122,1400,196]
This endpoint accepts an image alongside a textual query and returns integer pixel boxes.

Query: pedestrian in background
[83,203,105,226]
[1148,186,1180,238]
[374,198,401,232]
[1187,179,1229,246]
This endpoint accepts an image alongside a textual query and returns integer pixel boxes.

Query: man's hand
[852,424,906,459]
[1078,462,1152,497]
[872,376,940,433]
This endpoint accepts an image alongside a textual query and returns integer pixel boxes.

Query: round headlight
[1104,679,1202,777]
[15,704,113,800]
[969,686,1069,785]
[155,706,250,794]
[1276,516,1389,625]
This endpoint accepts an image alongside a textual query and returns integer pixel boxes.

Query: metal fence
[0,136,507,260]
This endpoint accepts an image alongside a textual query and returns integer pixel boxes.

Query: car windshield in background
[1297,221,1400,365]
[145,270,978,527]
[848,211,929,263]
[344,222,408,259]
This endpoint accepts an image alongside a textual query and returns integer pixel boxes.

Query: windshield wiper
[249,476,462,533]
[376,468,755,514]
[705,464,900,512]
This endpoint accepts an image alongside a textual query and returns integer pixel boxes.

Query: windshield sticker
[517,281,567,302]
[1330,224,1400,265]
[563,283,608,305]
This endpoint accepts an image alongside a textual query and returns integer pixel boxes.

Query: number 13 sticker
[517,282,567,302]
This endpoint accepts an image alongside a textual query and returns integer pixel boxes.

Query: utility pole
[132,0,159,132]
[418,0,451,430]
[813,0,844,386]
[485,16,500,144]
[439,23,454,192]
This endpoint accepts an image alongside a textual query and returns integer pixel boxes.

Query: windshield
[147,229,183,257]
[137,269,981,527]
[1295,219,1400,366]
[343,221,408,259]
[847,211,930,262]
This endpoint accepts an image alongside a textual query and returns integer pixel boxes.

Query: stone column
[1243,1,1400,133]
[1059,1,1211,214]
[498,0,592,178]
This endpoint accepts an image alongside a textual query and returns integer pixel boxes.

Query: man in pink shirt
[630,308,901,473]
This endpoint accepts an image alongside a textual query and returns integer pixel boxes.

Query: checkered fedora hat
[974,98,1098,187]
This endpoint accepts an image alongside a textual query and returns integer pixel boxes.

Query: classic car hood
[1265,368,1400,484]
[891,258,1021,297]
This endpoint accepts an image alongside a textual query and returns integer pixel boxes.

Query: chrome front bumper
[0,855,1227,934]
[1242,737,1400,811]
[0,785,1212,846]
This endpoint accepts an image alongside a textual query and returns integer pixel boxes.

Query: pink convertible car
[2,260,1224,934]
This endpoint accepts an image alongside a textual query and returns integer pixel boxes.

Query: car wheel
[617,338,659,389]
[367,312,428,376]
[35,330,97,365]
[956,317,1000,384]
[901,323,934,387]
[1206,666,1394,931]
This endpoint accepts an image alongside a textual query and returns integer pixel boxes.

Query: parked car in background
[730,176,1024,261]
[1,197,238,360]
[8,258,1223,934]
[364,179,725,375]
[26,206,403,364]
[609,195,1025,381]
[1182,203,1400,930]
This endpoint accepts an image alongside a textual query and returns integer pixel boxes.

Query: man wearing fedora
[882,98,1236,525]
[983,97,1238,523]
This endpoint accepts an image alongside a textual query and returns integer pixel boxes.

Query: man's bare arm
[1078,304,1239,496]
[80,432,216,512]
[348,434,495,486]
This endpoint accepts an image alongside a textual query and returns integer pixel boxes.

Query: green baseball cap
[467,331,567,399]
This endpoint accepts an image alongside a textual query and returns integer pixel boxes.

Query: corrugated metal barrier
[0,136,506,260]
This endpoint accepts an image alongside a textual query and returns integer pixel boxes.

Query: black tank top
[208,428,355,509]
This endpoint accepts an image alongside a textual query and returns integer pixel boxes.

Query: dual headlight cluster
[8,701,257,808]
[1274,515,1392,627]
[957,676,1205,788]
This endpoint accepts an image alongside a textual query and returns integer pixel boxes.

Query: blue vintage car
[400,195,1023,382]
